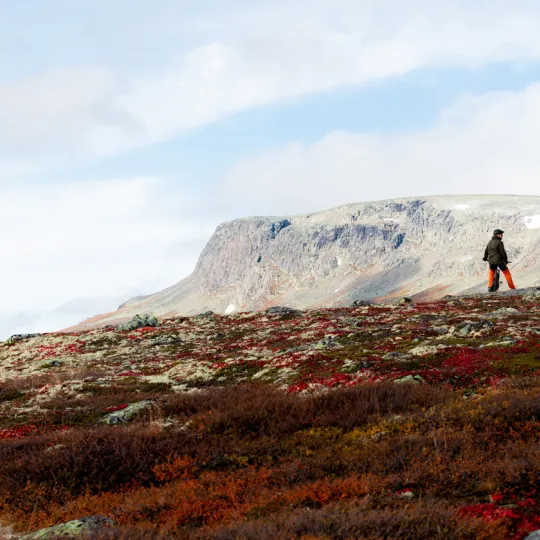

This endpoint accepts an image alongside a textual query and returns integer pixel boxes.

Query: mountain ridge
[66,194,540,331]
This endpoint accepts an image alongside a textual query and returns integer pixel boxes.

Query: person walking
[483,229,516,292]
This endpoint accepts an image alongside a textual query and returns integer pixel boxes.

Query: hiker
[483,229,516,292]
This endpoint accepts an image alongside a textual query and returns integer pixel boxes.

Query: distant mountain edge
[66,195,540,331]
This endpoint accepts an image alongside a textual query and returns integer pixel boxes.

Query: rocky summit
[0,288,539,538]
[68,194,540,331]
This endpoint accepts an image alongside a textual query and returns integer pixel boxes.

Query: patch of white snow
[524,215,540,229]
[225,304,236,315]
[455,204,469,210]
[337,257,342,266]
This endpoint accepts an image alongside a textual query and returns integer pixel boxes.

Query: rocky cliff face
[70,195,540,329]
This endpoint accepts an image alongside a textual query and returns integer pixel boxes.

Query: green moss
[138,381,172,393]
[59,409,105,426]
[251,367,282,383]
[0,389,25,403]
[39,361,62,369]
[494,352,540,375]
[80,382,141,396]
[214,361,263,382]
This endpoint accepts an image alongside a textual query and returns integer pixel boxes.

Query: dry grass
[1,381,539,538]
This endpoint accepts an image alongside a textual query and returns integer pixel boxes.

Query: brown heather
[0,291,539,538]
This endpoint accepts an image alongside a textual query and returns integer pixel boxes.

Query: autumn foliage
[0,381,537,538]
[0,292,539,538]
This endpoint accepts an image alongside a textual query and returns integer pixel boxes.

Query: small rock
[409,344,447,356]
[523,290,540,301]
[394,375,425,384]
[454,320,493,337]
[397,489,415,499]
[45,444,67,454]
[5,333,40,345]
[266,306,299,315]
[383,352,411,362]
[101,400,154,425]
[486,307,521,318]
[398,297,413,305]
[352,300,371,307]
[196,311,214,318]
[312,334,341,350]
[150,334,184,346]
[432,326,451,335]
[40,360,63,368]
[525,531,540,540]
[22,516,115,539]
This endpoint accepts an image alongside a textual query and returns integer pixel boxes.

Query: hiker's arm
[483,246,488,261]
[500,242,508,264]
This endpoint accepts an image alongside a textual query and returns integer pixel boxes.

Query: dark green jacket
[484,236,508,265]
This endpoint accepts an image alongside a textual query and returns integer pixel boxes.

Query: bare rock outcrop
[68,195,540,330]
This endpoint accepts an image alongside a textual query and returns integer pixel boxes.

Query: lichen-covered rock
[22,516,115,538]
[116,313,158,332]
[383,352,411,361]
[6,333,40,345]
[525,531,540,540]
[454,320,493,337]
[523,289,540,301]
[351,300,371,307]
[486,307,521,318]
[311,334,341,350]
[394,375,425,384]
[409,344,448,356]
[266,306,299,315]
[149,334,184,346]
[40,360,63,369]
[101,400,154,425]
[196,311,214,318]
[398,297,413,305]
[431,326,451,335]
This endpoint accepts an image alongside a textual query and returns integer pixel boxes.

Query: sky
[2,0,540,338]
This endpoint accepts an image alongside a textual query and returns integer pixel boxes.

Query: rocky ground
[0,289,539,538]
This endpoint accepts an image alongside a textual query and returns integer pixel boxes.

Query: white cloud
[3,1,540,160]
[0,68,122,156]
[4,1,540,338]
[218,83,540,215]
[0,177,216,339]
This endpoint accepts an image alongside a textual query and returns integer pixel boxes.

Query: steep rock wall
[68,195,540,330]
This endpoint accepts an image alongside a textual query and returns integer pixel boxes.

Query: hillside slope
[1,289,539,538]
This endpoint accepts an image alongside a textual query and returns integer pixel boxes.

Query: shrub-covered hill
[0,289,539,539]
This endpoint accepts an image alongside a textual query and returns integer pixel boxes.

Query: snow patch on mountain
[524,215,540,229]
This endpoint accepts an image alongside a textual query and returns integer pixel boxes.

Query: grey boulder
[116,313,158,332]
[22,516,114,539]
[101,400,154,425]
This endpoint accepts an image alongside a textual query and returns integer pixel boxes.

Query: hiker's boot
[502,269,516,289]
[488,269,496,292]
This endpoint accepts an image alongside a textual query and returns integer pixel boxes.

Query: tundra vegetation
[0,291,539,538]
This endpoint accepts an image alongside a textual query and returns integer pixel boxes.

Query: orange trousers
[488,268,516,289]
